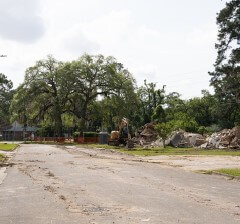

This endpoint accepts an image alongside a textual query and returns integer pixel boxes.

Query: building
[0,121,37,141]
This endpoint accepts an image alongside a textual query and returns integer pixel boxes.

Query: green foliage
[205,124,222,134]
[83,132,98,137]
[209,0,240,129]
[167,112,198,133]
[151,105,165,123]
[0,73,14,126]
[155,122,173,148]
[37,125,55,137]
[137,80,165,124]
[10,56,69,136]
[10,54,137,135]
[197,126,208,135]
[73,132,81,137]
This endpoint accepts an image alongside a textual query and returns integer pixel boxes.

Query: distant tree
[209,0,240,128]
[10,56,74,136]
[151,105,165,123]
[64,54,137,130]
[0,73,13,125]
[137,80,165,124]
[164,92,187,121]
[155,122,173,148]
[186,90,218,127]
[11,54,137,135]
[168,112,199,133]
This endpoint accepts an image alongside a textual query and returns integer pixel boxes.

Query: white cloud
[0,0,45,43]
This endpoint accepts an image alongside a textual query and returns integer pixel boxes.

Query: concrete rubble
[135,124,206,148]
[135,123,240,150]
[169,131,206,148]
[200,126,240,150]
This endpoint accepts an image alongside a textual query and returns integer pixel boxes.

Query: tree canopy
[10,54,137,136]
[209,0,240,128]
[0,73,13,126]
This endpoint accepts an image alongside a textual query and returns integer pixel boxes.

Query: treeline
[0,54,239,137]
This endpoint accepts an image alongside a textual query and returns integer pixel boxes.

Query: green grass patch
[214,168,240,177]
[78,144,240,157]
[0,143,18,152]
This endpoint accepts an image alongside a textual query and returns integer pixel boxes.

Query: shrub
[83,132,99,137]
[73,132,81,137]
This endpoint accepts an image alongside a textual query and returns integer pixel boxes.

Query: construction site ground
[0,144,240,224]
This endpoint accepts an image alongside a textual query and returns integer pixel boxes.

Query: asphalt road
[0,144,240,224]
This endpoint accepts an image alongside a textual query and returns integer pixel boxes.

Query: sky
[0,0,226,99]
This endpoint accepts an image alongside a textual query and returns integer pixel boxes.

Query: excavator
[108,118,134,149]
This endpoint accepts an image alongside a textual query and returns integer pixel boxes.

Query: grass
[0,143,18,152]
[214,168,240,177]
[78,144,240,157]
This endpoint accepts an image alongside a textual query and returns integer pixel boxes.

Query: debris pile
[135,124,240,150]
[138,123,158,146]
[200,126,240,150]
[169,131,206,148]
[136,124,206,148]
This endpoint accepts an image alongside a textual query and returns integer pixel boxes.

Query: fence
[33,136,100,144]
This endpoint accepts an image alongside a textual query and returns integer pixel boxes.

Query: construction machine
[108,118,134,149]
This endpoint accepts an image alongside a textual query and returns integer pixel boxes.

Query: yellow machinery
[108,118,134,149]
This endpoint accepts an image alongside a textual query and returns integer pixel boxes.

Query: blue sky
[0,0,226,98]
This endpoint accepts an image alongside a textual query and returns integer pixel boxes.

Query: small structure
[0,121,37,141]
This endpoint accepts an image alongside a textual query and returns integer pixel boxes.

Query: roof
[2,121,38,132]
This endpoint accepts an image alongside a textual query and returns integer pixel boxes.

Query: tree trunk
[54,102,63,137]
[55,111,63,137]
[163,140,166,151]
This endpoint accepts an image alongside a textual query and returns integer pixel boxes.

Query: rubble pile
[135,124,206,148]
[200,126,240,150]
[138,123,158,146]
[169,131,206,148]
[135,124,240,149]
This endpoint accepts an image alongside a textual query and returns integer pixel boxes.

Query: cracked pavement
[0,144,240,224]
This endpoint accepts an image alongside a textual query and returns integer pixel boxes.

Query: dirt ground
[67,146,240,171]
[144,155,240,171]
[0,144,240,224]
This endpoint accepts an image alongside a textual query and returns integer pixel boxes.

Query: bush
[206,124,221,134]
[197,126,208,135]
[73,132,81,137]
[155,122,173,148]
[83,132,99,137]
